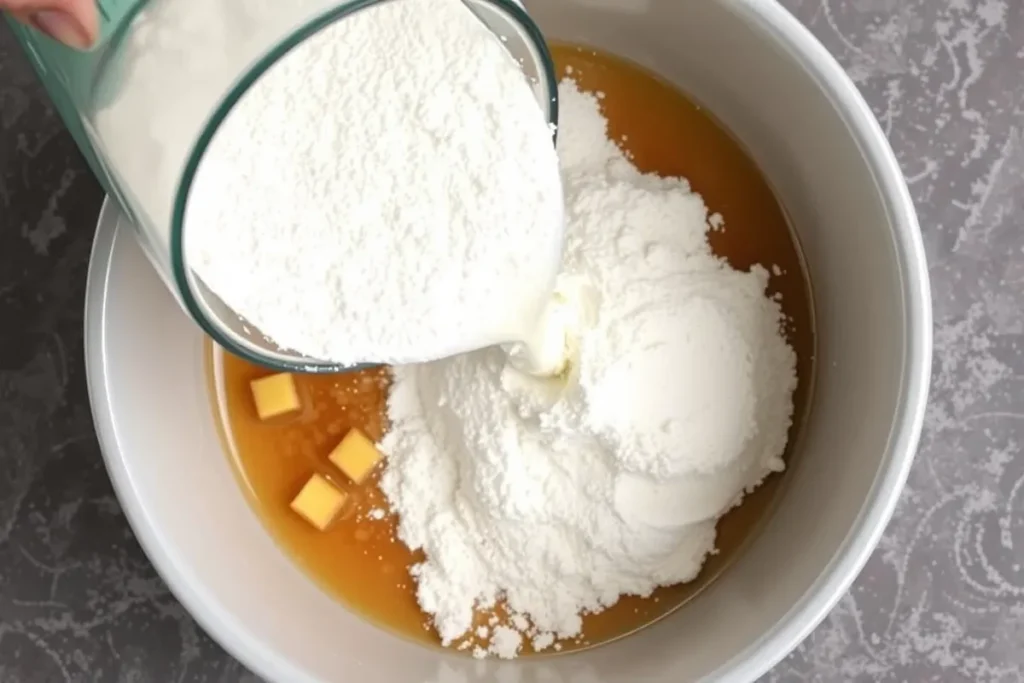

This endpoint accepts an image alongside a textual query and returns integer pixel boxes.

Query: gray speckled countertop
[1,1,1022,681]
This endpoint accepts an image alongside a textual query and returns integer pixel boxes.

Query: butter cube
[328,428,383,484]
[250,373,300,420]
[290,474,347,531]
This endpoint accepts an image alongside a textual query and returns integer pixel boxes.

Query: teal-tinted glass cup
[7,0,558,373]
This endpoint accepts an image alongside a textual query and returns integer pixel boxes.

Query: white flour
[100,0,563,366]
[95,0,370,274]
[379,80,798,658]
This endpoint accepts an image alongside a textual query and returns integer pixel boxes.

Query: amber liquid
[210,45,815,655]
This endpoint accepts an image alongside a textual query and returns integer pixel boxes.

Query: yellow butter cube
[328,428,383,485]
[250,373,300,420]
[290,474,347,531]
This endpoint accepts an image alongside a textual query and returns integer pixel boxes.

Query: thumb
[7,0,99,50]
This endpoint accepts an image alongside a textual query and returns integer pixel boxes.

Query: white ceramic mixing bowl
[84,0,932,681]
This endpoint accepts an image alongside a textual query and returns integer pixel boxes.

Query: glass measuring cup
[7,0,559,373]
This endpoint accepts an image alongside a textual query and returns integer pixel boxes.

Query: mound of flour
[180,0,562,365]
[379,80,797,659]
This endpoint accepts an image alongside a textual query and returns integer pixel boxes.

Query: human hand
[3,0,98,50]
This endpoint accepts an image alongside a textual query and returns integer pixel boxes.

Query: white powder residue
[509,614,529,632]
[379,80,798,656]
[488,626,523,660]
[532,632,555,652]
[181,0,563,365]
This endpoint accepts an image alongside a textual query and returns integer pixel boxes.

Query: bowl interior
[87,1,928,682]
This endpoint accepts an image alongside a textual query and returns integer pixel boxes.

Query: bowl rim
[695,3,932,680]
[84,1,932,681]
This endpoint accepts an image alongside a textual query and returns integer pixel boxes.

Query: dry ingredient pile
[177,0,798,660]
[179,0,563,366]
[378,80,798,659]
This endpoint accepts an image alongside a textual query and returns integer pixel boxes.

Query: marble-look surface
[1,1,1022,680]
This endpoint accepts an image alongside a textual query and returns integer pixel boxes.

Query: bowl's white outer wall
[84,1,932,681]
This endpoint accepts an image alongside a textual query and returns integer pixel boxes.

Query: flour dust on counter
[211,44,814,660]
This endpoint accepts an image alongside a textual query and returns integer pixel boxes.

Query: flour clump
[379,80,798,657]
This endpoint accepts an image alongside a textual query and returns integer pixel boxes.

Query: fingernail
[31,10,93,50]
